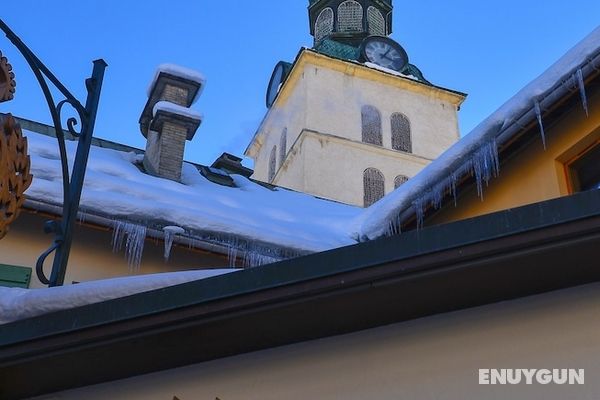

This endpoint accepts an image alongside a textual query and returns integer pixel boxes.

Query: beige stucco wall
[0,211,228,288]
[37,282,600,399]
[276,130,431,205]
[247,51,464,207]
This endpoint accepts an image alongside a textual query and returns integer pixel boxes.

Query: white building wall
[277,131,430,206]
[251,73,309,184]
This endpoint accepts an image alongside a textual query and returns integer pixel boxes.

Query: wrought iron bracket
[0,18,107,286]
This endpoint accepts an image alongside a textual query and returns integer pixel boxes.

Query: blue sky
[1,1,599,167]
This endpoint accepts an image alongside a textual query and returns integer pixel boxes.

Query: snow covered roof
[23,129,360,266]
[353,26,600,241]
[0,269,237,325]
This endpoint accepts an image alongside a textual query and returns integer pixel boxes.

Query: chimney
[139,64,205,182]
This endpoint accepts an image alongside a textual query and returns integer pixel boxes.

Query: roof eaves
[2,189,600,398]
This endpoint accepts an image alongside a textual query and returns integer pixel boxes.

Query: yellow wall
[0,211,229,288]
[430,89,600,225]
[34,282,600,400]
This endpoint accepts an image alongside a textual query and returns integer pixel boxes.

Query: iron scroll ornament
[0,18,107,286]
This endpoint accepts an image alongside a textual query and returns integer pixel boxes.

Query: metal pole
[48,59,107,286]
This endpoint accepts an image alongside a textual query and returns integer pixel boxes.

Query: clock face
[266,62,291,108]
[361,36,409,72]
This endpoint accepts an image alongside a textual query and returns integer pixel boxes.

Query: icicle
[163,226,185,261]
[77,208,88,224]
[112,221,147,271]
[112,221,126,253]
[469,139,500,199]
[412,198,425,230]
[386,216,402,236]
[576,68,589,117]
[534,100,547,150]
[450,172,458,206]
[226,235,239,268]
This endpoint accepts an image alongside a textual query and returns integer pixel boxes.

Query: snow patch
[364,62,419,80]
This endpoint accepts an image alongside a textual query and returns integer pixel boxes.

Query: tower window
[391,113,412,153]
[315,8,334,42]
[338,1,363,32]
[268,146,277,182]
[367,7,386,36]
[364,168,385,207]
[361,105,382,146]
[279,128,288,166]
[394,175,409,189]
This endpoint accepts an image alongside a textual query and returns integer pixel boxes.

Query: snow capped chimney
[139,64,205,182]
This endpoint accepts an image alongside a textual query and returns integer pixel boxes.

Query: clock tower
[245,1,466,208]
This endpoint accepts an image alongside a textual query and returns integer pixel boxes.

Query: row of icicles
[386,66,590,236]
[108,220,290,272]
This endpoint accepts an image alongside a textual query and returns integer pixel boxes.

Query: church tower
[245,1,466,207]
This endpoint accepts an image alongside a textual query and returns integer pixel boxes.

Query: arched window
[394,175,409,189]
[315,8,334,42]
[363,168,385,207]
[279,128,287,166]
[391,113,412,153]
[361,105,382,146]
[367,6,385,36]
[268,146,277,182]
[338,1,363,32]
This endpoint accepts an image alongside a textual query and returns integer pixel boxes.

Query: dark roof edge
[2,189,600,347]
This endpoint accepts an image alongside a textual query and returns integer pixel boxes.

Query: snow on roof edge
[354,26,600,241]
[147,63,207,104]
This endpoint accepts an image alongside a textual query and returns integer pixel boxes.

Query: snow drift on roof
[352,26,600,241]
